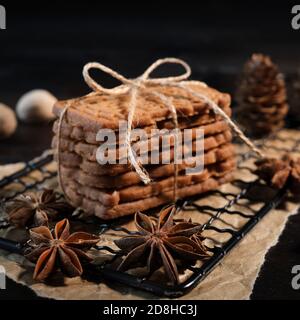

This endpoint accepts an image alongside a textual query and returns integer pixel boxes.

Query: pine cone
[236,53,288,137]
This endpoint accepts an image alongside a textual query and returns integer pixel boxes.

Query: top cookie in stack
[52,83,235,220]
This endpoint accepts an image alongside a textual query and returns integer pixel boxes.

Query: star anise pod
[7,189,71,227]
[25,218,99,281]
[190,231,209,252]
[114,205,210,285]
[255,154,300,194]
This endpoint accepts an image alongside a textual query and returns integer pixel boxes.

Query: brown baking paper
[0,129,299,300]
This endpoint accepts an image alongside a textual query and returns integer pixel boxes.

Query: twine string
[151,91,179,201]
[176,83,264,158]
[57,57,265,207]
[56,103,77,206]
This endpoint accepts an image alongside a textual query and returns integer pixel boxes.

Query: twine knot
[82,58,192,94]
[82,58,195,187]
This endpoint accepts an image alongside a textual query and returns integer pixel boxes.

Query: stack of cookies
[52,83,235,220]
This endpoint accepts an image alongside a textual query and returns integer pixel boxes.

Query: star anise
[255,154,300,194]
[7,189,71,227]
[114,205,210,285]
[25,218,99,281]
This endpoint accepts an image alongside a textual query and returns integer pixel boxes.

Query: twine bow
[57,57,264,206]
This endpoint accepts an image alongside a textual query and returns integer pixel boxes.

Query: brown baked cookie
[53,129,232,163]
[64,157,236,207]
[54,133,233,188]
[55,142,234,179]
[52,119,229,153]
[53,120,157,145]
[61,142,234,177]
[64,172,233,219]
[60,144,235,190]
[93,142,234,174]
[52,119,230,158]
[53,83,231,131]
[54,131,233,172]
[52,106,232,145]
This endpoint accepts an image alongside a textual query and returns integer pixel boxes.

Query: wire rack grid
[0,131,298,298]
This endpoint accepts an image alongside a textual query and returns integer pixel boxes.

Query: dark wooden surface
[0,1,300,300]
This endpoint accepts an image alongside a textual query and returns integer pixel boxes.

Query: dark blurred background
[0,0,300,163]
[0,0,300,299]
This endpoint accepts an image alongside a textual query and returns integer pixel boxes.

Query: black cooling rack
[0,132,297,298]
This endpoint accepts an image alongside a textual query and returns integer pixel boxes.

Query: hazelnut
[16,89,57,124]
[0,103,17,140]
